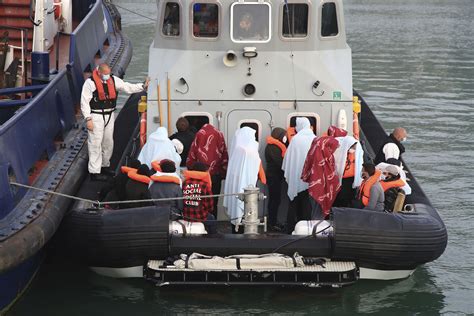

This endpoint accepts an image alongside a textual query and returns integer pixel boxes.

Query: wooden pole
[157,83,163,126]
[167,75,171,135]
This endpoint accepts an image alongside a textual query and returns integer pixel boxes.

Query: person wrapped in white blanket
[333,136,364,207]
[223,127,263,234]
[138,127,182,169]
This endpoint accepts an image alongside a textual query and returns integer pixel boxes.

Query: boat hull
[0,0,132,312]
[60,92,447,282]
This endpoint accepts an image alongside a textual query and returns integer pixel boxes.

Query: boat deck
[145,259,358,288]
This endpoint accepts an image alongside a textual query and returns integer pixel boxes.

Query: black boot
[101,167,115,177]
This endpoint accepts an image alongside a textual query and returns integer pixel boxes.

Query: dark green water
[9,0,474,314]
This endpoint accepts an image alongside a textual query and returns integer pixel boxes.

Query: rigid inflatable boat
[61,0,447,286]
[0,0,131,311]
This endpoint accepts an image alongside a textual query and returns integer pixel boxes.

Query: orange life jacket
[183,170,212,187]
[358,169,382,206]
[92,69,116,101]
[258,162,267,185]
[127,170,151,185]
[380,178,405,192]
[151,161,162,172]
[121,166,137,174]
[343,152,355,178]
[150,174,181,185]
[266,136,287,157]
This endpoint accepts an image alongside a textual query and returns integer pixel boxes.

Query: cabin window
[192,3,219,38]
[162,2,180,37]
[239,121,261,141]
[282,4,309,38]
[181,112,213,133]
[321,2,338,37]
[288,115,318,135]
[231,2,271,43]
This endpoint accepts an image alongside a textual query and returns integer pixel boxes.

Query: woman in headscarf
[186,124,228,216]
[223,127,263,233]
[138,127,181,168]
[282,117,316,233]
[301,136,341,219]
[333,136,364,207]
[265,127,287,231]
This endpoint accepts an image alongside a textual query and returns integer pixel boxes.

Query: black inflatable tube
[170,234,332,258]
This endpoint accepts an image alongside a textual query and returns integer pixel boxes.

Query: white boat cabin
[147,0,353,154]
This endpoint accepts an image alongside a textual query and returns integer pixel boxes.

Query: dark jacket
[124,179,152,208]
[170,130,195,166]
[265,128,287,178]
[149,178,183,213]
[374,134,405,164]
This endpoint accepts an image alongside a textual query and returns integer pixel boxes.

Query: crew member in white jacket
[80,63,149,181]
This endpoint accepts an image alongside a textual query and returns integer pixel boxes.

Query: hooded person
[186,123,228,216]
[376,162,411,195]
[124,164,153,208]
[301,136,341,219]
[138,127,181,168]
[333,136,364,207]
[169,117,195,167]
[265,127,287,231]
[282,117,316,233]
[149,159,183,214]
[327,125,348,137]
[223,127,262,233]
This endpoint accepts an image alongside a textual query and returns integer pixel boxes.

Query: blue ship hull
[0,0,132,312]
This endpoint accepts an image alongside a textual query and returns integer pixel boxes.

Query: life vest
[343,152,355,178]
[358,169,381,206]
[121,166,137,174]
[258,162,267,185]
[266,136,287,157]
[151,160,162,172]
[127,170,151,185]
[150,174,181,185]
[380,179,405,192]
[90,69,117,112]
[183,170,212,187]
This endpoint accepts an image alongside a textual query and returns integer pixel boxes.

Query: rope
[10,182,98,205]
[9,182,255,208]
[114,4,157,22]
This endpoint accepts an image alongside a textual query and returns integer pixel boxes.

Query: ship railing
[0,26,29,88]
[0,85,47,107]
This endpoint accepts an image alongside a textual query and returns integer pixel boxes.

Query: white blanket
[282,118,316,201]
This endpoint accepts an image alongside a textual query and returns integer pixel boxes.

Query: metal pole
[243,186,260,235]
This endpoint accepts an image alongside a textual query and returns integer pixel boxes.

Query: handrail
[0,84,46,96]
[0,26,30,86]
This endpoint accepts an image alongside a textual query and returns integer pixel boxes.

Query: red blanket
[301,137,341,216]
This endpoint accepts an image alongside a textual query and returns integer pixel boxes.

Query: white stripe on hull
[359,267,415,280]
[90,266,143,278]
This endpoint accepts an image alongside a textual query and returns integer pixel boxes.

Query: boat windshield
[231,2,271,43]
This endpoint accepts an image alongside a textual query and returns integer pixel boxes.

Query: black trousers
[267,174,284,226]
[287,190,312,234]
[333,177,356,207]
[211,174,222,217]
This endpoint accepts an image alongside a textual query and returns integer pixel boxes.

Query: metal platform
[145,260,358,288]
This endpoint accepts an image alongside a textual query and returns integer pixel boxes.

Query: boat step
[145,260,358,288]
